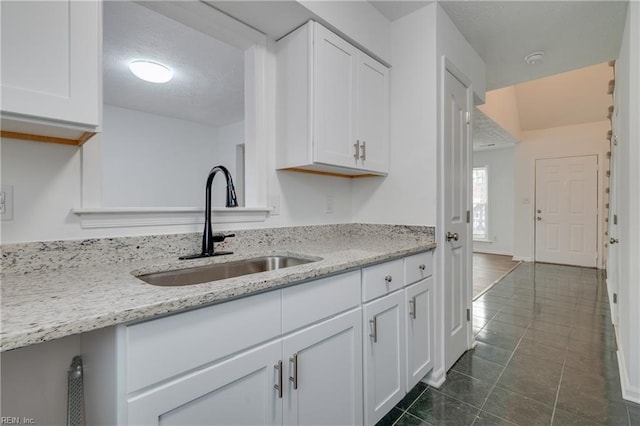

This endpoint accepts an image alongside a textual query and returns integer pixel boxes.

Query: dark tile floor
[377,262,640,426]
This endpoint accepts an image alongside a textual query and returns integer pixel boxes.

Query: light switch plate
[1,184,14,221]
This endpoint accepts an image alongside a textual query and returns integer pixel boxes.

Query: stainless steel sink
[136,255,316,287]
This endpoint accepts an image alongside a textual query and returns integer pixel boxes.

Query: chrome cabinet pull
[384,275,392,283]
[289,353,298,390]
[370,317,378,343]
[274,360,283,398]
[418,264,426,271]
[446,232,459,241]
[354,141,360,160]
[360,141,366,160]
[409,297,417,319]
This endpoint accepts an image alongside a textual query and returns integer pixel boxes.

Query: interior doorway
[534,155,599,267]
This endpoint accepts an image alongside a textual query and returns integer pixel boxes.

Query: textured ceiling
[438,1,628,90]
[473,108,518,150]
[369,1,432,22]
[103,1,244,128]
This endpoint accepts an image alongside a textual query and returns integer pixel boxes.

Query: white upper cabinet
[276,21,389,177]
[0,0,101,144]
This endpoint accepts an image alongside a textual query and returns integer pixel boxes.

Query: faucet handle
[212,233,235,242]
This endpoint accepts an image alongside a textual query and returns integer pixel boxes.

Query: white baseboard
[422,368,446,388]
[512,256,532,262]
[473,248,514,256]
[617,349,640,404]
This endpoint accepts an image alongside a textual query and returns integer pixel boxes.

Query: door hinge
[466,308,471,321]
[465,111,471,125]
[466,210,470,223]
[614,214,618,225]
[613,293,617,304]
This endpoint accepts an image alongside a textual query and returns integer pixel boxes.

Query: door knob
[537,217,542,221]
[537,209,542,214]
[610,237,619,244]
[446,232,459,241]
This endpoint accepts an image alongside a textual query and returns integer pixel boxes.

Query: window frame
[472,165,490,242]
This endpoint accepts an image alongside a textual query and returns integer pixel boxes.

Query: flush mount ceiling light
[524,51,545,65]
[129,60,173,83]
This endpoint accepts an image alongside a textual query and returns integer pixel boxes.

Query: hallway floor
[473,253,521,299]
[377,262,640,425]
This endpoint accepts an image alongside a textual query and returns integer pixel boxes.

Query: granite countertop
[0,224,435,352]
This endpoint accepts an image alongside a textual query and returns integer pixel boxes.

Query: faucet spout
[179,165,238,260]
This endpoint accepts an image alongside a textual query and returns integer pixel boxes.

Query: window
[473,166,489,241]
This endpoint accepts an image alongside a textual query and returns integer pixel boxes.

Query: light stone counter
[0,224,435,352]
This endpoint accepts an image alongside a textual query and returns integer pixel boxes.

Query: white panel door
[535,156,598,267]
[363,290,406,425]
[356,53,389,173]
[283,309,363,426]
[127,340,282,426]
[313,24,358,169]
[443,70,471,371]
[406,277,434,391]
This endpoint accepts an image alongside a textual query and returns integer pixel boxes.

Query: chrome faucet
[180,165,238,259]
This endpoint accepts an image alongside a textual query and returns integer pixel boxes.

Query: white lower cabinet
[363,290,406,425]
[405,277,434,391]
[283,309,363,426]
[127,309,363,426]
[83,252,434,426]
[128,340,283,425]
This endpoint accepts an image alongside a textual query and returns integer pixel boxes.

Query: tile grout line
[549,338,571,425]
[390,385,430,426]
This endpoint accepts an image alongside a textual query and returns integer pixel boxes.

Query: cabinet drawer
[282,270,361,333]
[126,290,281,393]
[405,251,433,285]
[362,259,404,302]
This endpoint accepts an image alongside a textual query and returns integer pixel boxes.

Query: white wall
[352,5,437,226]
[352,3,486,226]
[102,105,226,208]
[512,120,610,264]
[614,0,640,404]
[473,147,515,256]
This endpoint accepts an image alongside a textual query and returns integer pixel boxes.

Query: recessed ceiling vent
[524,51,545,65]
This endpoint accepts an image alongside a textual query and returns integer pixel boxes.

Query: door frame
[433,57,473,385]
[532,154,600,267]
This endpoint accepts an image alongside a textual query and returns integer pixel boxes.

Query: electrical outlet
[270,194,280,216]
[1,184,14,221]
[325,195,335,214]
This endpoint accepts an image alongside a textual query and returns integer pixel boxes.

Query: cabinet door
[313,23,359,169]
[406,277,434,391]
[0,0,100,127]
[356,53,389,174]
[283,308,363,426]
[363,290,406,425]
[128,340,282,426]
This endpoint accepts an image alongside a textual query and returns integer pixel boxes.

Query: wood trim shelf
[0,130,97,146]
[281,167,382,179]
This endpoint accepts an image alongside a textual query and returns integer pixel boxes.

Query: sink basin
[137,255,317,287]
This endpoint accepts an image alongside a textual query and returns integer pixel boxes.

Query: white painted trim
[422,368,446,388]
[72,207,270,229]
[473,248,514,257]
[617,349,640,404]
